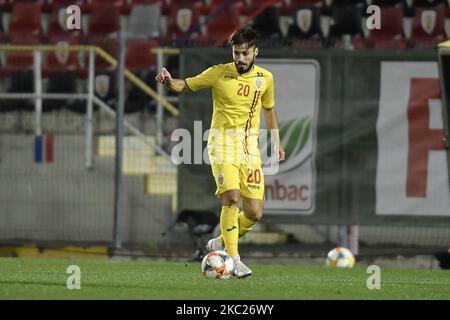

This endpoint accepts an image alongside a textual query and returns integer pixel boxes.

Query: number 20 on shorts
[247,168,261,184]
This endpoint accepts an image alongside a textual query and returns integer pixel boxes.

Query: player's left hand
[277,145,285,161]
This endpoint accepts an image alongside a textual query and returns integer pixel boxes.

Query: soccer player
[155,27,285,278]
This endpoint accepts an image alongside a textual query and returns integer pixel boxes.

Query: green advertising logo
[261,115,312,174]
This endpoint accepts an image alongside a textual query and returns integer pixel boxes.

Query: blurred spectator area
[0,0,449,114]
[0,0,449,50]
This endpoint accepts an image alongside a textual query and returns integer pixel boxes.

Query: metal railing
[0,44,178,167]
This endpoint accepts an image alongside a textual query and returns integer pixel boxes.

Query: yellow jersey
[185,63,275,162]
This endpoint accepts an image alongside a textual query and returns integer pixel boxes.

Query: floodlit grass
[0,257,449,299]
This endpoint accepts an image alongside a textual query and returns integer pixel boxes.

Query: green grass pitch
[0,257,449,299]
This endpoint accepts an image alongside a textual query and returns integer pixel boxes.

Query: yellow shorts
[210,155,265,200]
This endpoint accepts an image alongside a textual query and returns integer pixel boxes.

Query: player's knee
[221,192,240,206]
[246,210,263,222]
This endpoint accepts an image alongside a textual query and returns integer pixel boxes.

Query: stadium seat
[367,7,406,49]
[201,0,244,16]
[45,71,81,112]
[409,7,446,48]
[0,38,40,112]
[88,38,117,72]
[7,2,43,42]
[127,4,161,38]
[125,39,157,73]
[370,0,405,7]
[330,0,366,7]
[125,40,158,113]
[165,3,202,46]
[130,0,167,14]
[88,3,120,38]
[0,5,4,33]
[48,1,84,40]
[0,38,39,77]
[328,5,364,41]
[286,6,323,44]
[405,0,446,16]
[252,7,283,47]
[43,37,82,112]
[2,0,47,12]
[49,0,87,10]
[242,0,284,15]
[43,37,81,76]
[199,1,243,46]
[89,0,130,14]
[282,0,324,15]
[410,0,446,8]
[170,0,203,5]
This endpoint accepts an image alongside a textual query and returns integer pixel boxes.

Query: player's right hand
[155,68,171,84]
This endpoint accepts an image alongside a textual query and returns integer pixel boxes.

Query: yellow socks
[220,205,239,256]
[217,210,257,248]
[238,211,256,237]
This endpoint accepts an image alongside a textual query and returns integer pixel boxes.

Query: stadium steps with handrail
[96,135,177,213]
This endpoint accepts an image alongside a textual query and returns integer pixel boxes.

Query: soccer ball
[326,247,355,268]
[201,250,234,280]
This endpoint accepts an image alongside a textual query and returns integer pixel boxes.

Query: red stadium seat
[241,0,284,16]
[89,0,130,14]
[125,39,158,73]
[49,0,87,11]
[200,1,243,45]
[367,7,406,49]
[1,0,47,12]
[282,0,325,15]
[165,3,202,46]
[43,37,81,76]
[170,0,203,5]
[48,1,84,39]
[88,3,120,38]
[0,37,41,111]
[43,37,82,112]
[286,7,323,44]
[0,38,40,77]
[252,7,283,46]
[88,38,117,72]
[409,7,446,48]
[8,2,43,41]
[410,0,446,9]
[328,5,364,40]
[287,0,324,6]
[130,0,166,14]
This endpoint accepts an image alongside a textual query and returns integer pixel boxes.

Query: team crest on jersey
[255,77,263,90]
[217,173,224,186]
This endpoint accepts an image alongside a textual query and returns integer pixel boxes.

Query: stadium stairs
[96,134,178,214]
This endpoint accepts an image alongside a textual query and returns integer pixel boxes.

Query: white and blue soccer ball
[201,250,234,280]
[326,247,355,268]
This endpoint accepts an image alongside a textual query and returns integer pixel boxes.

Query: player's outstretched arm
[155,67,191,94]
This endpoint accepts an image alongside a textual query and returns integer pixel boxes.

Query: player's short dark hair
[228,26,258,49]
